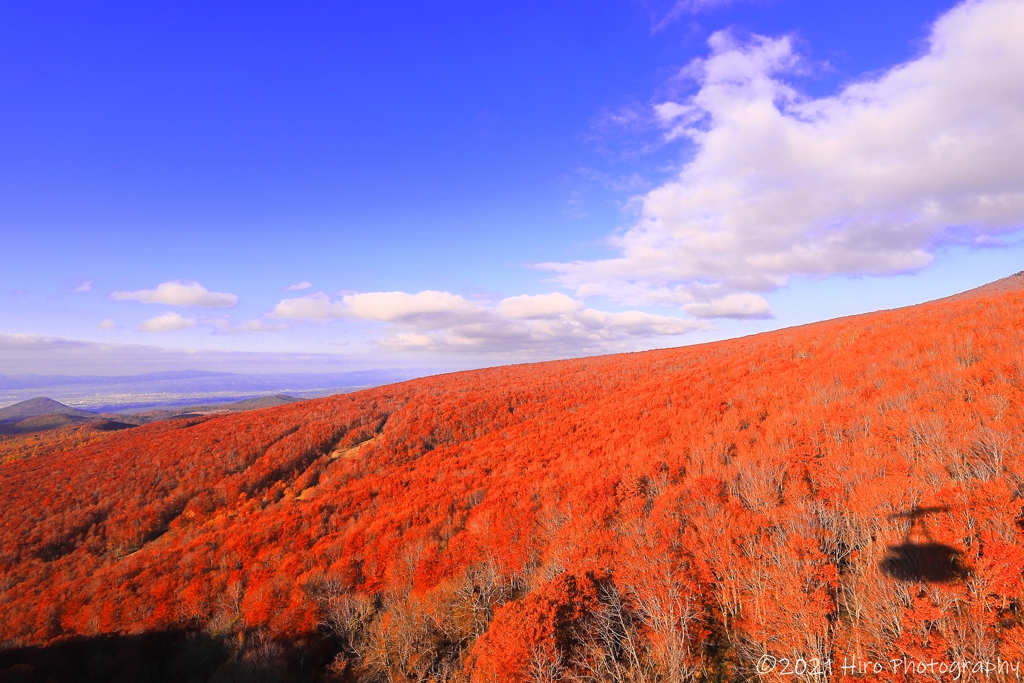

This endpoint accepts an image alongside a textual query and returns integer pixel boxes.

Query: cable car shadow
[880,542,970,583]
[879,506,970,583]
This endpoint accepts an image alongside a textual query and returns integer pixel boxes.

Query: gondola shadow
[880,542,970,583]
[879,506,970,583]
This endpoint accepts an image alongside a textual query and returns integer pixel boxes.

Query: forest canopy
[2,275,1024,682]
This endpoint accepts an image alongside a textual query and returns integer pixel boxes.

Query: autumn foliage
[2,276,1024,681]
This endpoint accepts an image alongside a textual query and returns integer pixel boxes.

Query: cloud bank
[0,333,409,376]
[543,0,1024,312]
[270,290,708,354]
[112,281,239,308]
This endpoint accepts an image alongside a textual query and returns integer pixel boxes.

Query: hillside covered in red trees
[2,275,1024,682]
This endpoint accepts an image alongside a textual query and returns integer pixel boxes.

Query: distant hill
[2,274,1024,681]
[0,397,96,423]
[0,413,94,434]
[173,393,303,413]
[0,414,137,436]
[0,397,107,435]
[0,394,303,435]
[128,394,305,421]
[211,394,303,410]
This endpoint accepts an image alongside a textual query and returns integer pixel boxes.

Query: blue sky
[2,0,1023,375]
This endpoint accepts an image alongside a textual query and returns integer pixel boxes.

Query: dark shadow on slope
[91,419,137,432]
[880,542,970,583]
[880,506,970,583]
[0,630,342,683]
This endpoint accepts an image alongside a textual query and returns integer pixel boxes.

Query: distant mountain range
[0,369,413,391]
[0,394,305,435]
[0,369,418,413]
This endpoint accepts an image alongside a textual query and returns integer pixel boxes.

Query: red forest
[2,275,1024,682]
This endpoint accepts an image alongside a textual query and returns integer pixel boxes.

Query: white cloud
[344,291,481,323]
[499,292,584,319]
[574,309,706,336]
[683,293,773,319]
[73,279,93,293]
[112,280,239,308]
[379,308,709,354]
[97,319,116,330]
[233,319,287,333]
[209,318,288,333]
[543,0,1024,314]
[269,290,483,325]
[270,289,709,355]
[137,312,196,332]
[284,281,312,291]
[382,332,436,349]
[268,292,348,319]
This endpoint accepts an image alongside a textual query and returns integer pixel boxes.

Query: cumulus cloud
[73,279,93,293]
[137,312,196,332]
[268,292,348,319]
[97,319,116,330]
[499,293,584,319]
[284,281,312,291]
[378,307,706,354]
[270,289,708,354]
[269,290,483,325]
[543,0,1024,315]
[344,291,481,323]
[112,281,239,308]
